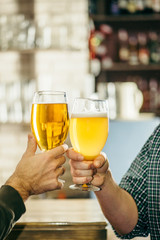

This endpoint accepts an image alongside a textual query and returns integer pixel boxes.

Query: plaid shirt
[115,124,160,240]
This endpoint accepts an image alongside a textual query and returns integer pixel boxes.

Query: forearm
[95,170,138,236]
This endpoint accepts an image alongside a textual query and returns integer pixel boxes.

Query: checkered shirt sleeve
[114,125,158,239]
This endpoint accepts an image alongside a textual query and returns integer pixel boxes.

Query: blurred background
[0,0,160,200]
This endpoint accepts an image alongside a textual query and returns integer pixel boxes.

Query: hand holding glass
[69,98,109,191]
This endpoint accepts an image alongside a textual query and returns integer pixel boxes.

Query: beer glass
[31,91,69,151]
[69,98,109,191]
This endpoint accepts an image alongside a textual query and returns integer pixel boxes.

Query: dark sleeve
[0,185,26,240]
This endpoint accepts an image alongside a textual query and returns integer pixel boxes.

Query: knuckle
[99,177,104,186]
[61,167,65,175]
[69,159,72,167]
[62,156,66,163]
[52,161,57,169]
[81,177,88,184]
[54,181,60,189]
[74,169,81,177]
[72,169,80,177]
[72,176,78,183]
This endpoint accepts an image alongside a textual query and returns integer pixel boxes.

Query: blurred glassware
[22,79,36,123]
[16,15,29,50]
[7,80,22,123]
[115,81,143,119]
[36,18,52,49]
[97,82,117,120]
[0,82,8,122]
[27,20,36,49]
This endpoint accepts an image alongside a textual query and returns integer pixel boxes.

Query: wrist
[5,175,30,202]
[100,169,112,190]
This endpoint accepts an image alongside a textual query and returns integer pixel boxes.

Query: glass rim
[32,90,68,104]
[74,97,108,102]
[34,90,67,95]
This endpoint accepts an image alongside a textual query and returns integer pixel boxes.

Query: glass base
[69,184,100,192]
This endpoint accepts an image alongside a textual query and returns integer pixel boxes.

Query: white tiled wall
[0,125,29,185]
[0,0,93,198]
[0,0,94,114]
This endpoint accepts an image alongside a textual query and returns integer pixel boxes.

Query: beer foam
[71,112,108,118]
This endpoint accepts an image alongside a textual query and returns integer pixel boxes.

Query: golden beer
[31,103,69,151]
[70,113,109,160]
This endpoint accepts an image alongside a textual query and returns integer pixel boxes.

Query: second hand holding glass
[31,91,69,185]
[69,98,109,191]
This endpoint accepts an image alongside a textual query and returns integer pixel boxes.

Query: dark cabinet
[89,0,160,115]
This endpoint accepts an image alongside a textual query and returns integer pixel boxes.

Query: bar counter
[6,199,107,240]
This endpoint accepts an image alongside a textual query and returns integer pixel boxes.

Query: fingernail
[100,151,107,159]
[58,179,65,189]
[62,144,68,151]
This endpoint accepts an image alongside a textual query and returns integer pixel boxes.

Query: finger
[91,173,105,187]
[93,152,107,168]
[72,176,93,185]
[71,166,94,177]
[69,159,93,170]
[55,166,65,177]
[49,179,64,190]
[24,133,37,157]
[48,144,68,158]
[97,160,109,173]
[66,148,84,161]
[53,156,66,168]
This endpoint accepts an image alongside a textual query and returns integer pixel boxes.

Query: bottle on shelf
[137,78,150,112]
[118,29,129,62]
[144,0,153,13]
[136,0,145,13]
[138,32,149,65]
[88,18,96,60]
[117,0,160,14]
[110,0,120,15]
[128,34,139,65]
[118,0,128,14]
[152,0,160,13]
[127,0,137,14]
[149,78,159,112]
[148,31,160,63]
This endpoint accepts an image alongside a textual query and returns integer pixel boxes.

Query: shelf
[101,63,160,72]
[0,122,30,131]
[91,13,160,23]
[91,13,160,30]
[0,48,84,54]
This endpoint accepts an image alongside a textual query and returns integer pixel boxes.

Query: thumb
[24,133,37,157]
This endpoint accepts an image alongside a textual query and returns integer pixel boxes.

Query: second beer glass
[31,91,69,151]
[69,98,109,191]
